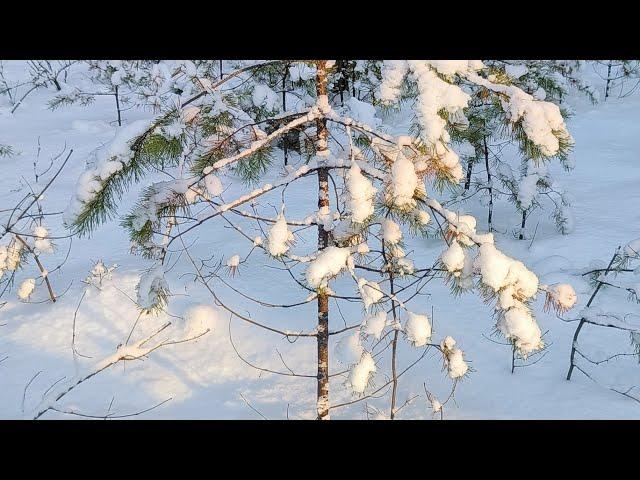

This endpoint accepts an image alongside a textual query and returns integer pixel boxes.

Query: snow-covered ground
[1,61,640,419]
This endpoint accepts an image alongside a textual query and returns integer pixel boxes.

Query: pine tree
[440,60,587,239]
[596,60,640,100]
[63,60,580,419]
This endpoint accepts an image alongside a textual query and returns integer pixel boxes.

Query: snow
[204,174,223,197]
[65,118,155,223]
[161,119,186,140]
[546,283,578,311]
[289,63,315,83]
[441,240,465,273]
[427,60,482,76]
[505,64,529,79]
[345,163,376,223]
[416,210,431,225]
[476,244,539,299]
[498,306,543,357]
[266,212,294,257]
[17,278,36,300]
[252,84,279,111]
[345,97,379,127]
[136,264,168,310]
[408,60,471,146]
[446,213,477,246]
[475,243,514,292]
[464,71,573,157]
[404,312,432,347]
[0,246,8,277]
[441,335,468,378]
[33,225,53,253]
[445,347,469,379]
[335,330,364,365]
[395,257,415,276]
[4,239,23,271]
[356,242,370,254]
[388,152,418,208]
[441,335,457,350]
[378,61,409,105]
[580,307,640,332]
[505,260,539,299]
[316,95,331,115]
[357,278,384,310]
[533,87,547,101]
[361,311,387,340]
[181,106,201,124]
[348,352,376,394]
[381,219,402,245]
[180,305,218,337]
[518,161,547,210]
[306,247,351,289]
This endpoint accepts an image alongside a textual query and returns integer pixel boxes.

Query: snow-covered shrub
[565,241,640,399]
[438,60,593,239]
[1,60,77,113]
[1,150,67,306]
[593,60,640,100]
[49,60,222,125]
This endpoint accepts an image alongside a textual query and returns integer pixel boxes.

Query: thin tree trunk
[566,248,619,380]
[605,60,613,100]
[114,85,122,127]
[315,60,330,420]
[352,70,356,98]
[483,136,493,232]
[464,157,473,191]
[282,68,288,166]
[519,210,527,240]
[387,253,399,419]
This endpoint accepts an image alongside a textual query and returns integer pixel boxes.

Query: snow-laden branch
[462,70,573,156]
[166,163,317,249]
[200,108,320,175]
[32,321,210,419]
[577,308,640,332]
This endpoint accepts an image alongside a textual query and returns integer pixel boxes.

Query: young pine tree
[63,60,579,419]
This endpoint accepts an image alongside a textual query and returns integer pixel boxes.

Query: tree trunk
[463,157,473,191]
[387,257,399,419]
[114,85,122,127]
[519,209,527,240]
[483,136,493,232]
[282,68,288,166]
[605,60,612,101]
[315,60,330,420]
[352,70,356,98]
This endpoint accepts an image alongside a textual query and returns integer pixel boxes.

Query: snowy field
[1,60,640,419]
